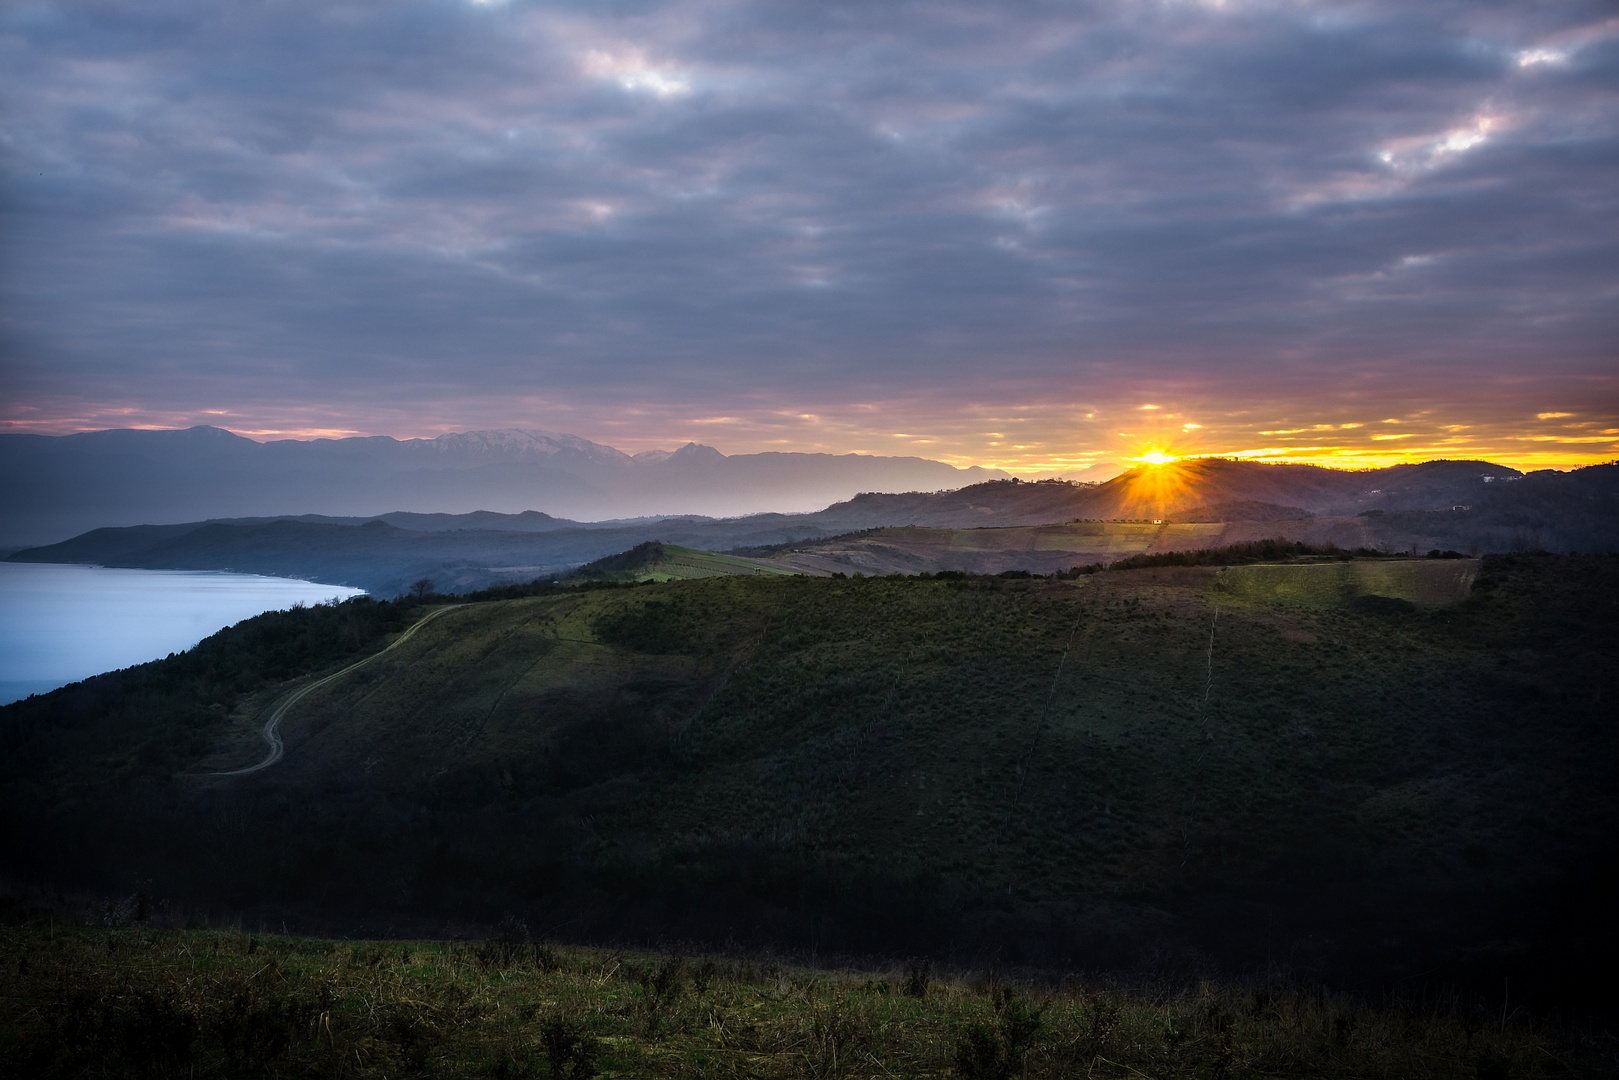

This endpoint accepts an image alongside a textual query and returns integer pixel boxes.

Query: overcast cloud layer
[2,0,1616,470]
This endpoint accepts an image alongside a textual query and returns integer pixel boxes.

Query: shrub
[904,957,931,998]
[539,1015,601,1079]
[533,943,564,974]
[953,988,1044,1079]
[593,600,696,653]
[807,995,872,1078]
[213,981,315,1073]
[50,983,202,1076]
[477,914,530,969]
[1099,538,1386,572]
[1349,594,1415,615]
[632,953,686,1036]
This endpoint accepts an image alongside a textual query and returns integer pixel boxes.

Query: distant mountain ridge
[765,460,1615,575]
[9,458,1613,593]
[8,515,845,595]
[809,457,1531,527]
[0,426,1008,546]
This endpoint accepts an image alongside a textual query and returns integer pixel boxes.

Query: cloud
[582,48,692,98]
[0,0,1615,471]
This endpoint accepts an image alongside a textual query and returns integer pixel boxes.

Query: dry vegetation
[1,921,1594,1079]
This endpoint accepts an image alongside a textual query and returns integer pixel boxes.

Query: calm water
[0,562,365,705]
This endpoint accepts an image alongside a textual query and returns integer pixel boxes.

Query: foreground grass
[0,924,1591,1079]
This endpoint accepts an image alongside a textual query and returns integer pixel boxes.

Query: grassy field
[751,521,1432,577]
[758,523,1230,576]
[1,553,1615,1016]
[1212,559,1479,607]
[574,542,801,582]
[0,921,1588,1079]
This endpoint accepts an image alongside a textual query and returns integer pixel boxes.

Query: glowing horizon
[2,397,1612,477]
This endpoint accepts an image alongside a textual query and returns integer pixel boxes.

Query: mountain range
[0,426,1009,547]
[812,456,1530,523]
[10,457,1614,594]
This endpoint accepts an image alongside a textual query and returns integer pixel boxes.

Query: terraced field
[756,519,1406,576]
[1213,558,1479,607]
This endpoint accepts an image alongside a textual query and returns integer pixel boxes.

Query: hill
[765,459,1617,569]
[1167,500,1313,522]
[4,516,840,595]
[571,541,797,582]
[801,457,1532,529]
[805,456,1619,534]
[10,460,1613,592]
[743,503,1610,579]
[746,522,1357,576]
[2,551,1615,1007]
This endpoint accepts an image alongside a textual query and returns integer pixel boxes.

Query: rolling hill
[4,516,842,595]
[570,541,798,582]
[743,501,1607,577]
[798,457,1531,529]
[10,459,1614,592]
[3,550,1614,1007]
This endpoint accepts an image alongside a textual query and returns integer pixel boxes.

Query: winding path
[212,605,466,776]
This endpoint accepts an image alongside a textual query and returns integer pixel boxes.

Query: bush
[953,987,1043,1079]
[955,1022,1010,1080]
[539,1015,601,1079]
[213,981,315,1073]
[1095,538,1387,573]
[593,600,696,654]
[807,995,873,1078]
[48,982,202,1076]
[904,957,931,998]
[476,914,530,969]
[1349,594,1416,615]
[632,953,686,1036]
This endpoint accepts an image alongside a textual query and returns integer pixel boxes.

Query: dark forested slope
[2,553,1615,1007]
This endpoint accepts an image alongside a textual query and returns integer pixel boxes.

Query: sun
[1116,448,1193,517]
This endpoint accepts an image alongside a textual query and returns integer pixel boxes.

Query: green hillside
[755,522,1230,576]
[572,540,802,582]
[2,553,1615,1007]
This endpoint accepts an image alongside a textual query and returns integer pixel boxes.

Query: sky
[2,0,1616,474]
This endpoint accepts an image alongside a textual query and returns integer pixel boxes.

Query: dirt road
[212,605,466,776]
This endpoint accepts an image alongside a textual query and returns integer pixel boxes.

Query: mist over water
[0,563,363,705]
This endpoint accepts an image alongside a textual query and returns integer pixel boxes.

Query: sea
[0,562,365,705]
